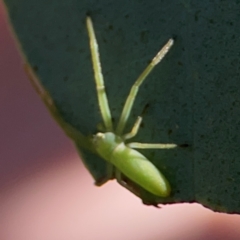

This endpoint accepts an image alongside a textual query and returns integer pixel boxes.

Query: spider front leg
[24,64,93,151]
[116,38,174,135]
[86,17,113,131]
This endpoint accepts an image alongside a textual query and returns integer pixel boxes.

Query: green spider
[27,16,180,201]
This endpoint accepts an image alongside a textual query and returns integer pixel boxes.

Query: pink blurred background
[1,2,240,240]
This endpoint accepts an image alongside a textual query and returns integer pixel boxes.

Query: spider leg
[25,64,93,151]
[123,116,142,140]
[115,169,142,197]
[127,142,177,149]
[94,163,115,186]
[115,170,161,207]
[123,103,151,140]
[116,38,174,135]
[86,17,113,131]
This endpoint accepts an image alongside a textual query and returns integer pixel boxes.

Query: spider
[26,16,180,200]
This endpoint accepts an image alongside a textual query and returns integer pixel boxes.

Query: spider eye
[96,132,105,139]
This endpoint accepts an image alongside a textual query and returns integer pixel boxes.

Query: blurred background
[1,2,240,240]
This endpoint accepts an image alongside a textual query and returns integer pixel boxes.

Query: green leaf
[3,0,240,213]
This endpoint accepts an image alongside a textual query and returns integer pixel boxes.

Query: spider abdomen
[110,143,171,197]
